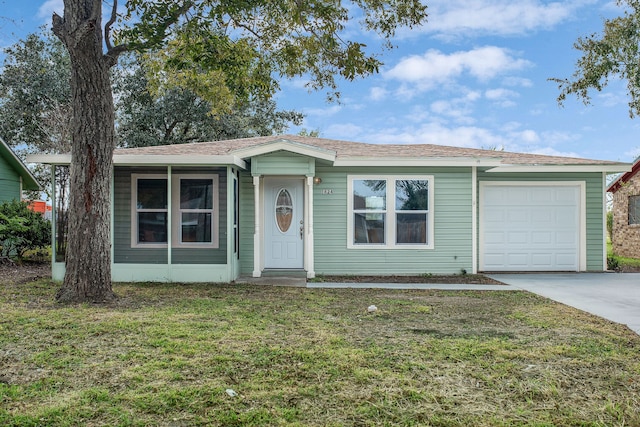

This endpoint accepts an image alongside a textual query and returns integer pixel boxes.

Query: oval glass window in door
[275,189,293,233]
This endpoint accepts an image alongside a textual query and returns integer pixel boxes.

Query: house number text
[321,189,333,195]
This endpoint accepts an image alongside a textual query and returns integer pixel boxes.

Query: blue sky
[1,0,639,163]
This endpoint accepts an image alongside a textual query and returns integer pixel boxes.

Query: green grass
[1,280,639,426]
[607,240,640,271]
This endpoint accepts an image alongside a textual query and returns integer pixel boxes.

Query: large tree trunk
[53,0,117,303]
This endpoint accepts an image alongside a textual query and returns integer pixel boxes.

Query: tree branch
[104,0,118,51]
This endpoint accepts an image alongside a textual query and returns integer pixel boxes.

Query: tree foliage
[114,53,303,147]
[0,200,51,261]
[552,0,640,117]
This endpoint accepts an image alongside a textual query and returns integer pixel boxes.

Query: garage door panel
[481,184,580,272]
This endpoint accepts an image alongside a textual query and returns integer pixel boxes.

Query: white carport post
[305,176,315,278]
[252,175,261,277]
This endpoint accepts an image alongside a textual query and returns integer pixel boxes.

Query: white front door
[264,178,304,269]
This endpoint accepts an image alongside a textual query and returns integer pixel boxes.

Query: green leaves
[115,0,427,102]
[553,0,640,117]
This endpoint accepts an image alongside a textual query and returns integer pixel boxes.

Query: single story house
[0,137,39,203]
[607,156,640,258]
[29,135,630,282]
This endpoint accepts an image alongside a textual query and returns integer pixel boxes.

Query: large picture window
[348,175,433,249]
[132,173,219,248]
[630,195,640,225]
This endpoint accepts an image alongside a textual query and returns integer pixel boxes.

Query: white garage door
[480,184,581,272]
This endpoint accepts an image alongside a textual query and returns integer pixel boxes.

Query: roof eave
[27,154,247,169]
[486,164,631,173]
[231,139,337,162]
[1,140,40,190]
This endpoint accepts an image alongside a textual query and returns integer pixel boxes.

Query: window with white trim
[348,176,433,249]
[132,173,219,248]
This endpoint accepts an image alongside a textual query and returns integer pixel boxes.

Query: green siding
[113,167,227,265]
[477,172,605,271]
[251,152,315,176]
[313,166,474,275]
[0,152,21,203]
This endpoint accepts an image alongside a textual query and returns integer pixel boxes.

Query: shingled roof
[113,134,624,167]
[28,134,630,172]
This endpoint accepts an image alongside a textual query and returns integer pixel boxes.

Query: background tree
[114,53,303,147]
[51,0,427,303]
[553,0,640,117]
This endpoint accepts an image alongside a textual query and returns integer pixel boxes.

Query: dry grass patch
[1,280,639,426]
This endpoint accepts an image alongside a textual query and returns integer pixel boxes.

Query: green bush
[0,200,51,261]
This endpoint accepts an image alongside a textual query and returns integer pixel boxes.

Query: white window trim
[131,174,168,249]
[131,173,219,249]
[171,174,219,249]
[347,175,434,250]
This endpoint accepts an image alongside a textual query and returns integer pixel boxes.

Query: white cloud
[369,86,388,101]
[485,88,519,107]
[419,0,592,38]
[384,46,531,93]
[303,105,342,117]
[37,0,63,20]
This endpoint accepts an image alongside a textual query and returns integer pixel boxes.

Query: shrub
[0,200,51,261]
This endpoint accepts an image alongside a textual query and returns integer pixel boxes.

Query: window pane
[396,213,427,244]
[353,180,386,210]
[138,212,167,243]
[630,195,640,225]
[137,179,167,209]
[396,180,428,211]
[275,189,293,233]
[181,179,213,209]
[182,213,212,242]
[354,213,385,244]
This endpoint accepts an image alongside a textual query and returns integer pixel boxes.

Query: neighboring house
[29,135,630,282]
[607,156,640,258]
[0,137,39,203]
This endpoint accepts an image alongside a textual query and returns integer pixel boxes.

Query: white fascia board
[333,157,503,167]
[485,164,632,173]
[26,154,247,169]
[113,155,247,169]
[26,154,72,165]
[231,140,336,162]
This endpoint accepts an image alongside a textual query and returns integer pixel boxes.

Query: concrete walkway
[488,273,640,335]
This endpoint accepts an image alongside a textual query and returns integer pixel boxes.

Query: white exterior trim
[472,166,478,274]
[346,175,435,250]
[231,139,336,162]
[479,181,587,272]
[27,153,247,169]
[252,175,262,277]
[305,176,315,278]
[602,172,608,271]
[486,165,631,174]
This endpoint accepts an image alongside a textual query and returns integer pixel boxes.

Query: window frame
[131,174,168,249]
[629,194,640,225]
[171,174,219,248]
[347,175,434,249]
[131,173,219,249]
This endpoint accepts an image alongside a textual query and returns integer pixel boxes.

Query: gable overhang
[231,139,337,162]
[485,164,631,174]
[333,157,504,167]
[27,154,247,169]
[607,158,640,193]
[1,139,40,191]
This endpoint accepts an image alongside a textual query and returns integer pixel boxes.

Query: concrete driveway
[489,273,640,335]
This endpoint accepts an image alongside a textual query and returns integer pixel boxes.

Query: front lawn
[1,280,639,426]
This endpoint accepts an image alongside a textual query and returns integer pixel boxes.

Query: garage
[479,182,584,272]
